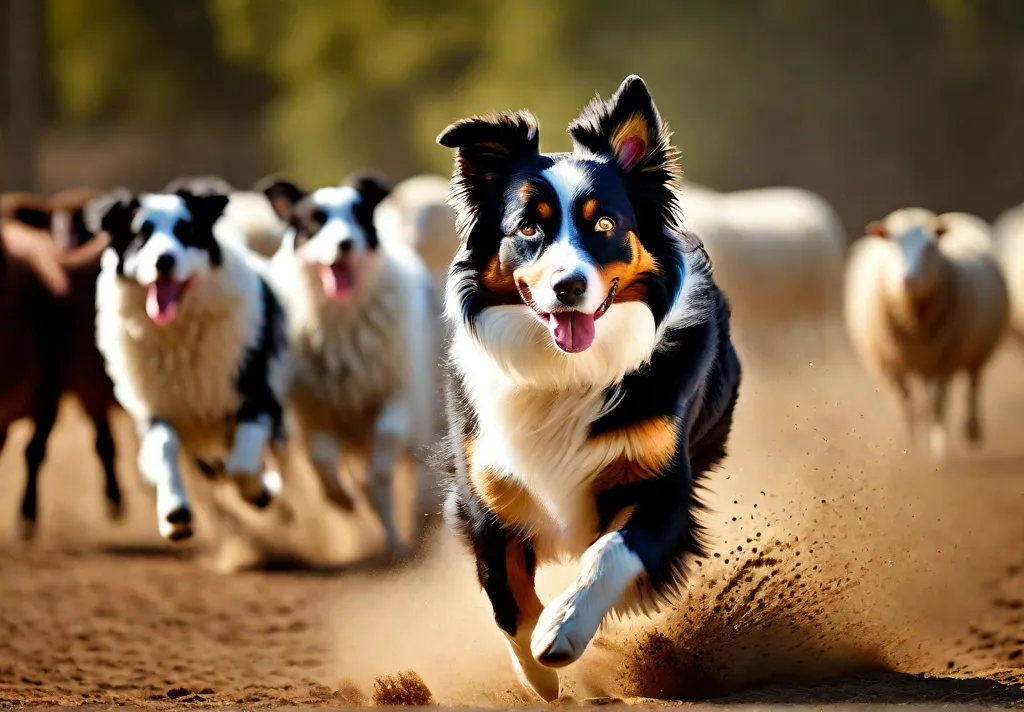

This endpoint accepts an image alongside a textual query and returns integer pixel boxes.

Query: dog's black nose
[155,253,176,276]
[553,271,587,307]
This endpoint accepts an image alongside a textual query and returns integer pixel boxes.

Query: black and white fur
[86,188,291,541]
[261,173,440,554]
[437,75,742,700]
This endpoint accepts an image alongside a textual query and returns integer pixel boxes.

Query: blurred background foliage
[2,0,1024,233]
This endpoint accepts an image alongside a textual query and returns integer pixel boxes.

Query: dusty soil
[1,320,1023,709]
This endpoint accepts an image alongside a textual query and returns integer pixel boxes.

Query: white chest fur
[96,251,262,446]
[452,302,659,557]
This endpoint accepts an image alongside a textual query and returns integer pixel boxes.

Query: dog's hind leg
[367,400,407,554]
[18,395,60,541]
[139,418,192,541]
[305,430,356,512]
[226,415,275,509]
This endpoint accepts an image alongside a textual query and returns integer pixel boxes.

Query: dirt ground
[1,319,1023,709]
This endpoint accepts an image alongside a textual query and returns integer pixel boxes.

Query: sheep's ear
[176,189,229,229]
[568,74,670,175]
[84,188,139,241]
[343,170,392,213]
[865,220,887,238]
[255,175,306,222]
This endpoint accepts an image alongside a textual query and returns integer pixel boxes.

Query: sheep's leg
[367,400,408,554]
[305,430,356,512]
[891,375,916,440]
[88,409,123,522]
[19,397,59,542]
[926,378,949,462]
[139,418,192,541]
[965,371,983,445]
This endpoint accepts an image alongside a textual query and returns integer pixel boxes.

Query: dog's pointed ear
[343,170,392,212]
[437,110,540,183]
[255,175,306,222]
[83,188,139,239]
[568,74,672,175]
[176,189,229,227]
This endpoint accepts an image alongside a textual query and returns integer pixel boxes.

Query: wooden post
[5,0,41,192]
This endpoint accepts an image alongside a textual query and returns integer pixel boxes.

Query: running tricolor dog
[86,187,291,542]
[437,75,742,700]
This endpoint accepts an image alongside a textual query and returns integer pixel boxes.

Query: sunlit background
[3,0,1024,236]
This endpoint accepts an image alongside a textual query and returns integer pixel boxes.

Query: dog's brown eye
[596,217,615,232]
[519,221,536,237]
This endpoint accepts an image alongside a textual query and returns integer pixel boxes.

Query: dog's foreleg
[139,418,192,541]
[226,413,274,509]
[367,400,407,553]
[532,465,694,668]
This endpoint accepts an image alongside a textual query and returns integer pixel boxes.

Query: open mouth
[518,278,620,354]
[146,276,192,326]
[319,260,355,301]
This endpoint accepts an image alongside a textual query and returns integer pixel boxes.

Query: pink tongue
[320,263,354,301]
[548,312,596,353]
[146,280,183,326]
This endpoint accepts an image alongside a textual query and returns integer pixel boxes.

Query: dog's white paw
[506,636,560,701]
[531,591,594,668]
[158,505,193,542]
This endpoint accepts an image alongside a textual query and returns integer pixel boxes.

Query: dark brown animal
[0,188,123,541]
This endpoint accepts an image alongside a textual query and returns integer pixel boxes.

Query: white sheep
[373,173,457,288]
[992,202,1024,343]
[843,208,1010,461]
[676,182,846,326]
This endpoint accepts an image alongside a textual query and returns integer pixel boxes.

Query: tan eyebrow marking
[581,198,599,222]
[536,201,553,221]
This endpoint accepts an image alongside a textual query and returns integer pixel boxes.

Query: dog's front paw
[531,592,593,668]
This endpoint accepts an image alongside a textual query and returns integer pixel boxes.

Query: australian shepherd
[86,187,291,542]
[436,75,742,700]
[260,173,440,555]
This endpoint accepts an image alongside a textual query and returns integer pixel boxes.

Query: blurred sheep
[374,173,457,288]
[676,182,846,329]
[992,202,1024,343]
[843,208,1009,461]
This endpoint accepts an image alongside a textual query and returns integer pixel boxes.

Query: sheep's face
[260,174,390,302]
[85,189,228,325]
[868,219,947,299]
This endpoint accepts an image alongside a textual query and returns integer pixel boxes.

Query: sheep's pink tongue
[548,311,596,353]
[319,263,354,300]
[146,280,182,325]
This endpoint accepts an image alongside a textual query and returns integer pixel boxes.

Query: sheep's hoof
[965,418,982,445]
[106,499,125,522]
[14,517,36,542]
[159,506,193,542]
